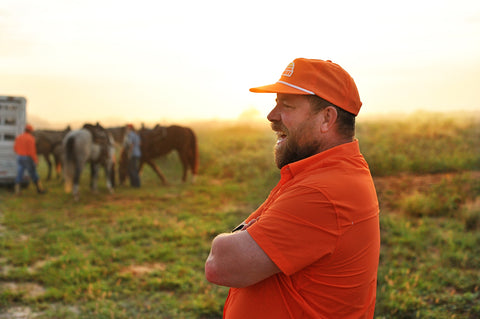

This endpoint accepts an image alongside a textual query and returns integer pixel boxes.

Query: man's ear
[319,106,338,133]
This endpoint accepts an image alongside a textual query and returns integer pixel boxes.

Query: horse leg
[44,154,52,180]
[110,161,116,189]
[177,150,189,182]
[73,184,80,201]
[104,162,114,194]
[55,162,62,181]
[90,162,99,192]
[145,159,168,185]
[118,149,128,185]
[54,154,62,180]
[73,162,82,200]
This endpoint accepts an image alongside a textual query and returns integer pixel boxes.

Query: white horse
[62,123,116,200]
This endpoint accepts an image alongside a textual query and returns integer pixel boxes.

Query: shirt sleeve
[247,185,340,276]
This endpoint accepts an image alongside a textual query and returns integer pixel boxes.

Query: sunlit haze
[1,0,479,128]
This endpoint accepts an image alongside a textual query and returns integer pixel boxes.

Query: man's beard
[272,121,322,169]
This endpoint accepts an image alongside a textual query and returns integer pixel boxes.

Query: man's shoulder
[15,133,31,142]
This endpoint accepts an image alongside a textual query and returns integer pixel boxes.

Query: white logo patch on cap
[282,62,294,77]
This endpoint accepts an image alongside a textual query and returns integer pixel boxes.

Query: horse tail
[187,128,199,175]
[65,136,75,163]
[63,135,76,193]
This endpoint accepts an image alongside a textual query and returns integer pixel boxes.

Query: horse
[62,123,116,200]
[33,126,71,180]
[118,125,198,185]
[106,126,127,146]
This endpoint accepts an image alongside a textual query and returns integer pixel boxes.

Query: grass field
[1,112,479,318]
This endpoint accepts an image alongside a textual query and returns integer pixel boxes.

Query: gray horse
[62,123,116,200]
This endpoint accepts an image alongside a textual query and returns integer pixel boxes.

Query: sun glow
[1,0,479,128]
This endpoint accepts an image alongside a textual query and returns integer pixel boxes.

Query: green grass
[357,111,480,176]
[1,114,479,318]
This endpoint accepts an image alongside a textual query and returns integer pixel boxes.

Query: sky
[1,0,479,128]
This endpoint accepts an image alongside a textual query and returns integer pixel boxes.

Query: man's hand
[231,218,258,232]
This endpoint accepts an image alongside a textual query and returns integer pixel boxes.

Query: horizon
[27,106,480,131]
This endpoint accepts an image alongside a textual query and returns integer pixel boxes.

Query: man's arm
[205,226,281,288]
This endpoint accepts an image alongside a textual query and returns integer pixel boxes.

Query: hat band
[278,81,315,95]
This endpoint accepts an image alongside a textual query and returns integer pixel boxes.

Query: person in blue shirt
[123,124,141,187]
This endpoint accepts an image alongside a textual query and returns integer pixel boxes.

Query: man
[123,124,141,187]
[14,124,47,195]
[205,58,380,318]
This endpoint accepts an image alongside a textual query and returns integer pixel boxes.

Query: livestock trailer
[0,95,29,187]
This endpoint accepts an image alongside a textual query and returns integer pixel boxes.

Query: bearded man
[205,58,380,319]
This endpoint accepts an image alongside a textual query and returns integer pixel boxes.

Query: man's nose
[267,105,280,122]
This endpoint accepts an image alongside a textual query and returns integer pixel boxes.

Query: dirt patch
[27,257,59,275]
[373,171,480,193]
[119,262,167,276]
[1,282,46,299]
[373,171,480,212]
[0,307,37,319]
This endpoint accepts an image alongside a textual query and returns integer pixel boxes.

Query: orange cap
[25,124,34,132]
[249,58,362,115]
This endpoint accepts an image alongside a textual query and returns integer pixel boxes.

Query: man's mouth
[271,122,287,145]
[275,131,287,145]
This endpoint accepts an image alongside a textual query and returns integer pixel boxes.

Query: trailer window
[3,134,16,141]
[4,118,16,125]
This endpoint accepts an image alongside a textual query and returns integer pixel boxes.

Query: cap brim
[249,82,311,94]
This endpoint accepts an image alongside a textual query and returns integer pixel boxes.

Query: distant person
[123,124,141,187]
[205,58,380,318]
[13,124,47,195]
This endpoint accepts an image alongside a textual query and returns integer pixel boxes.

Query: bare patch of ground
[0,307,39,319]
[1,282,46,299]
[119,262,167,276]
[373,171,480,212]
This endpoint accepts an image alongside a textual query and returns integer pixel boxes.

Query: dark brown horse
[119,125,198,185]
[33,126,71,180]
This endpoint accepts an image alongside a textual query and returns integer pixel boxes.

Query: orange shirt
[223,140,380,319]
[14,132,38,164]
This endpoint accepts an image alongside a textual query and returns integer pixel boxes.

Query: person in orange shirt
[205,58,380,318]
[14,124,46,195]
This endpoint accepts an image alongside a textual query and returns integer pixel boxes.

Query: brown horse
[119,125,198,185]
[33,126,71,180]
